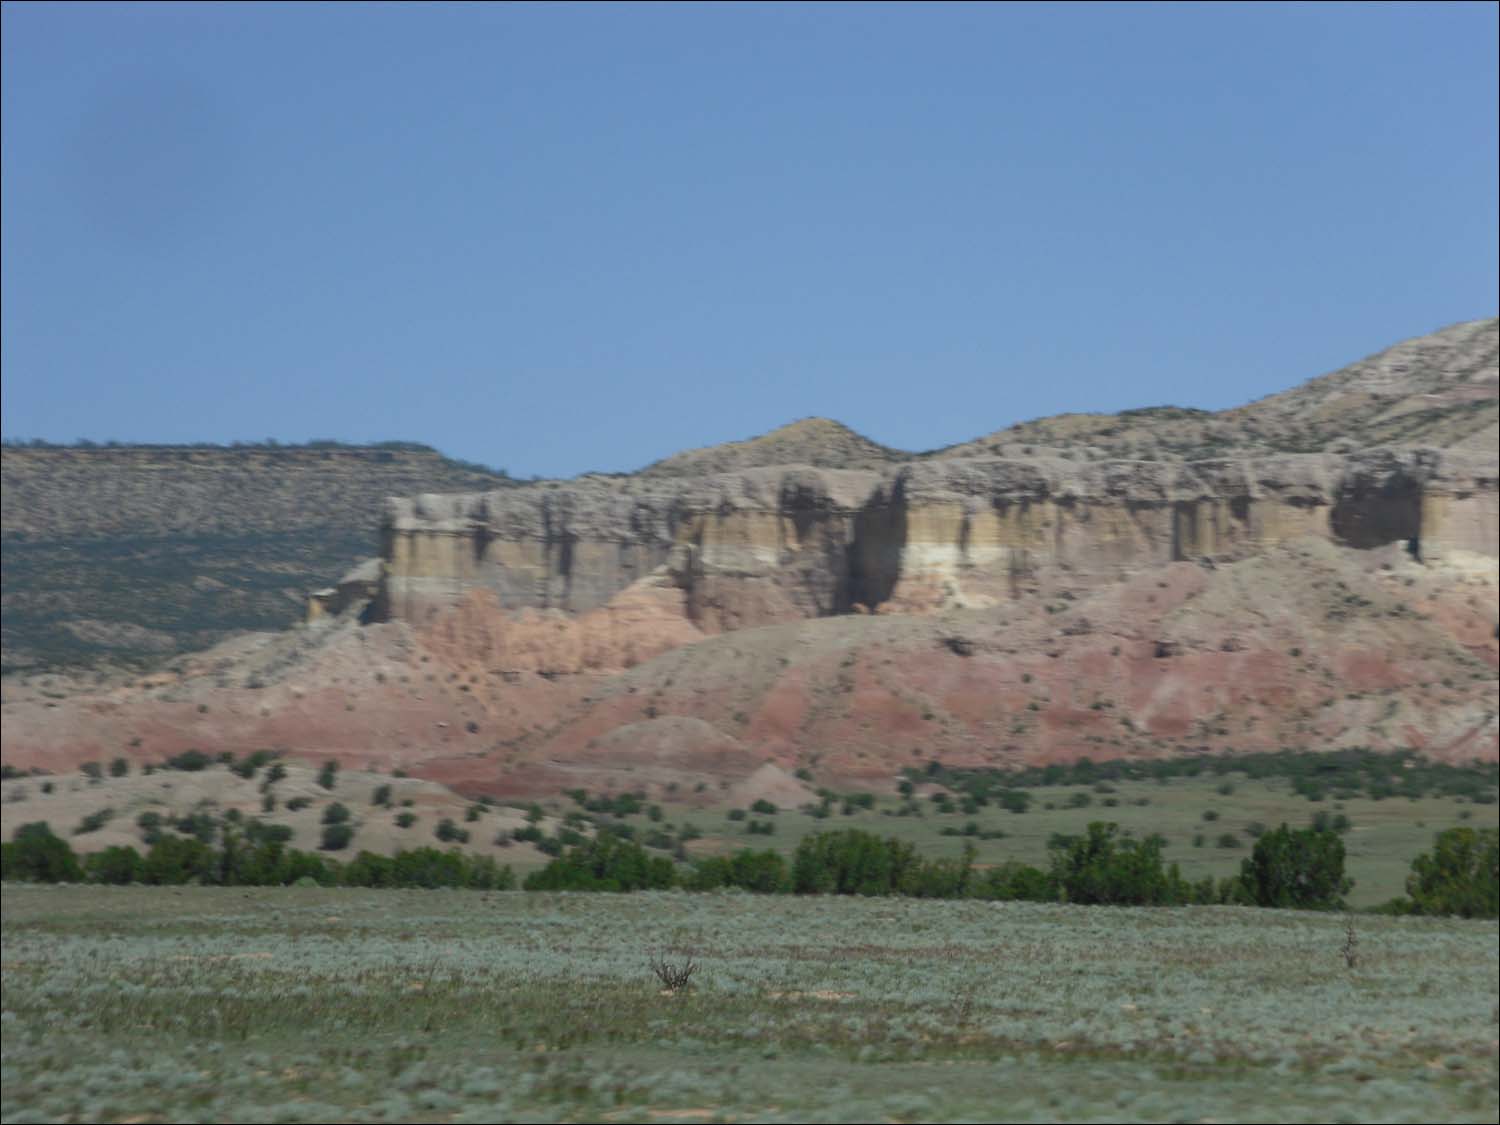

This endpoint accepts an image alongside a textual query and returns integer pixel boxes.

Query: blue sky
[3,2,1496,477]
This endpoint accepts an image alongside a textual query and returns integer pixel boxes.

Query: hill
[937,317,1498,461]
[1,318,1495,798]
[0,443,515,672]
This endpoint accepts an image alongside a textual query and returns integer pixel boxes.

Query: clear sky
[3,2,1496,478]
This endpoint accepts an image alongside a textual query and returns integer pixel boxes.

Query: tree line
[4,820,1494,917]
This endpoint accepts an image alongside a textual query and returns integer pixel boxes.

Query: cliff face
[376,448,1498,631]
[379,467,882,632]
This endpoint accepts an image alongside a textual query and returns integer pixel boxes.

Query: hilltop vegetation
[0,441,516,672]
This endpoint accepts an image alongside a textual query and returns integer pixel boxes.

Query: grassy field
[2,885,1496,1123]
[7,756,1496,910]
[638,774,1497,910]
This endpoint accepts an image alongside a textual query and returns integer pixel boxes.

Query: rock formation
[375,447,1497,631]
[3,318,1496,791]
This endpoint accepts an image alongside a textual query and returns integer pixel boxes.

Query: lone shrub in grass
[435,817,469,844]
[317,760,339,790]
[1238,823,1351,910]
[321,802,351,826]
[1404,827,1499,918]
[998,790,1031,814]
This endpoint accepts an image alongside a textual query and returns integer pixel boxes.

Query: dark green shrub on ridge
[320,823,354,851]
[165,750,212,772]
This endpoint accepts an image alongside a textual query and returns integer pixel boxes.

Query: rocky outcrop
[306,558,383,623]
[375,447,1498,629]
[378,466,882,631]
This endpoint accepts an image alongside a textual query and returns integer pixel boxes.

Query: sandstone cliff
[375,447,1497,631]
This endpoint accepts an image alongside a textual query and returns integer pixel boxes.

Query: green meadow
[670,773,1492,909]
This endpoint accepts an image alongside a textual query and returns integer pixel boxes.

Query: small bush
[435,818,469,844]
[173,812,218,844]
[165,750,212,772]
[371,784,393,808]
[317,760,339,790]
[109,757,130,778]
[650,949,697,992]
[136,811,164,845]
[230,750,277,779]
[320,822,354,851]
[395,812,417,829]
[321,802,351,826]
[74,807,115,835]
